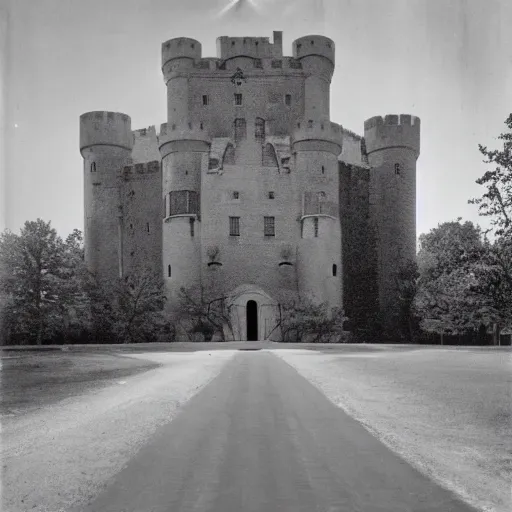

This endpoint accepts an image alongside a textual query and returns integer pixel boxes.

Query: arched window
[332,264,337,277]
[168,264,171,277]
[255,118,265,143]
[234,118,246,142]
[90,162,96,172]
[223,144,235,165]
[262,143,278,167]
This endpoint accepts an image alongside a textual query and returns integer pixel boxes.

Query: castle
[79,31,420,341]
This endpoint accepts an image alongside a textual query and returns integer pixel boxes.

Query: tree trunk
[493,323,502,346]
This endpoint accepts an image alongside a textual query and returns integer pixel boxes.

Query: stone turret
[364,114,421,327]
[79,111,133,282]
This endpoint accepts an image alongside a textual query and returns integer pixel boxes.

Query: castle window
[229,216,240,237]
[234,118,246,142]
[202,95,209,106]
[262,143,279,167]
[90,162,96,172]
[234,93,243,106]
[321,165,325,174]
[146,222,150,233]
[308,120,314,129]
[285,94,291,106]
[190,218,195,237]
[332,264,337,277]
[271,59,282,68]
[168,264,171,277]
[233,191,239,199]
[264,216,275,237]
[163,196,167,217]
[169,190,199,215]
[314,217,319,237]
[268,191,275,199]
[395,163,401,175]
[130,223,133,230]
[255,118,265,143]
[223,144,236,164]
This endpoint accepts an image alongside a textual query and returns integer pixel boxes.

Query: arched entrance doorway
[246,300,258,341]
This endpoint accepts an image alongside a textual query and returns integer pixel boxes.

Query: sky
[1,0,511,238]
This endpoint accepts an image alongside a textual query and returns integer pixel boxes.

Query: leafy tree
[94,268,168,344]
[414,220,499,339]
[0,220,87,345]
[469,114,512,237]
[393,260,420,341]
[279,296,347,343]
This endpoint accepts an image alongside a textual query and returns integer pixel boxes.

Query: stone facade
[79,31,420,340]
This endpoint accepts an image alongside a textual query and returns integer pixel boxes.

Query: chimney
[273,31,283,57]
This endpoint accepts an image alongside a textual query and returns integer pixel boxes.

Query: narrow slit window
[285,94,291,106]
[91,162,96,172]
[146,222,150,233]
[202,95,209,106]
[168,264,171,277]
[190,218,195,237]
[264,216,275,237]
[332,264,337,277]
[321,165,325,174]
[229,216,240,236]
[314,217,319,237]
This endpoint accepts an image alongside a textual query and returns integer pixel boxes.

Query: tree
[177,285,234,342]
[469,114,512,237]
[393,260,420,341]
[279,296,347,343]
[97,268,168,344]
[414,220,500,340]
[0,220,86,345]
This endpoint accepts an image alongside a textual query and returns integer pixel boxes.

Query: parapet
[364,114,420,156]
[292,119,343,154]
[121,160,160,180]
[339,128,369,168]
[158,121,210,148]
[132,125,160,163]
[79,111,133,153]
[162,37,202,67]
[292,35,335,67]
[217,31,282,61]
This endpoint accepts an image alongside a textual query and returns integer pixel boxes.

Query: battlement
[158,121,210,147]
[364,114,420,155]
[292,120,343,151]
[121,160,160,179]
[217,31,282,61]
[292,35,335,66]
[80,111,133,153]
[162,37,202,67]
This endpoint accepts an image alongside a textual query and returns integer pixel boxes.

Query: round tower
[292,120,343,310]
[364,114,421,326]
[159,121,210,316]
[161,37,202,126]
[79,111,133,283]
[292,35,335,121]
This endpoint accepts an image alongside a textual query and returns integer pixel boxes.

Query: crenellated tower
[291,35,343,310]
[80,111,133,283]
[364,114,421,325]
[160,37,211,314]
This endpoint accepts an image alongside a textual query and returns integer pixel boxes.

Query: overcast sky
[1,0,511,238]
